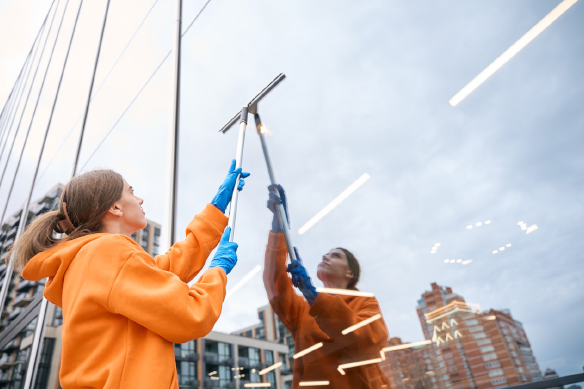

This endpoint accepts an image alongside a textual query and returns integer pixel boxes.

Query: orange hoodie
[22,204,228,389]
[263,232,392,389]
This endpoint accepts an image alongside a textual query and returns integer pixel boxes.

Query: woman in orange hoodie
[7,161,249,389]
[263,185,392,389]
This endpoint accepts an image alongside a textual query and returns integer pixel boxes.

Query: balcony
[0,354,20,370]
[203,378,231,388]
[1,338,20,352]
[7,307,22,322]
[12,293,33,308]
[238,357,265,369]
[178,377,200,388]
[203,353,233,366]
[175,351,200,361]
[16,280,32,292]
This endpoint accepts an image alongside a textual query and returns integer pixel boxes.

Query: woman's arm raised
[154,204,227,283]
[109,250,230,344]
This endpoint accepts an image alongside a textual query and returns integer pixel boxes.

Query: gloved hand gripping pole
[226,107,248,241]
[255,113,297,262]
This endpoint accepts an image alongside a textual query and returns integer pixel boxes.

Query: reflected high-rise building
[232,304,295,389]
[378,337,434,389]
[413,282,543,389]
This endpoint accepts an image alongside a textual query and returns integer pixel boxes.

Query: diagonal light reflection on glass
[259,362,282,376]
[337,357,383,375]
[315,288,374,298]
[382,340,432,353]
[298,173,371,235]
[293,342,323,359]
[341,314,382,335]
[449,0,579,107]
[225,265,262,300]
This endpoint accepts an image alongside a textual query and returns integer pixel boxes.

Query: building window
[468,325,484,333]
[472,332,487,339]
[176,361,197,387]
[465,319,478,326]
[485,361,501,369]
[491,377,507,385]
[483,353,497,361]
[488,369,503,377]
[34,338,55,389]
[265,350,274,366]
[205,340,231,364]
[52,307,63,327]
[477,338,492,346]
[153,227,161,255]
[175,341,196,359]
[480,345,495,353]
[249,348,261,368]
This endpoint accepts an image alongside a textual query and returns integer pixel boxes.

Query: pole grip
[227,108,248,241]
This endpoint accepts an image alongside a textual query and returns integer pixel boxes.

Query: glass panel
[0,2,581,389]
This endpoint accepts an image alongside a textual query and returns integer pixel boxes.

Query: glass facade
[0,2,582,389]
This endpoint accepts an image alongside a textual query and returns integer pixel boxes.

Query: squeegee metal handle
[227,107,248,241]
[258,128,297,262]
[219,73,286,134]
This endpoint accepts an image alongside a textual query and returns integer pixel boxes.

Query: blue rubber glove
[286,247,319,305]
[267,184,289,233]
[208,227,238,275]
[211,160,251,213]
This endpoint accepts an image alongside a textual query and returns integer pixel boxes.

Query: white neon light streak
[244,384,271,388]
[259,362,282,376]
[449,0,579,106]
[342,314,382,335]
[225,265,262,299]
[299,382,330,387]
[299,173,371,234]
[526,224,539,234]
[315,288,374,298]
[338,358,383,375]
[382,340,431,353]
[293,342,323,359]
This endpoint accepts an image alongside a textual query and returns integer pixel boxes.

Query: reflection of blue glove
[286,247,319,305]
[209,227,238,275]
[267,184,289,233]
[211,160,251,213]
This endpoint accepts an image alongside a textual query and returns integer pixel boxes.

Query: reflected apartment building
[381,282,543,389]
[0,184,288,389]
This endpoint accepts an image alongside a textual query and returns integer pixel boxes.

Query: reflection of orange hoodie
[22,204,228,389]
[263,232,392,389]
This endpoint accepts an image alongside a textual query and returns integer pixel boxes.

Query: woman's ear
[345,269,354,281]
[107,204,123,217]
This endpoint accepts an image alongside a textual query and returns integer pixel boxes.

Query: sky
[0,0,583,378]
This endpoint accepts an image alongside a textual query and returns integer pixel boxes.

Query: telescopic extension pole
[166,0,182,245]
[226,107,248,241]
[254,113,297,262]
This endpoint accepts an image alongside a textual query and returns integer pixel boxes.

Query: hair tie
[56,202,75,234]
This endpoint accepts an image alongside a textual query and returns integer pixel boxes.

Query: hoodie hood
[22,233,114,307]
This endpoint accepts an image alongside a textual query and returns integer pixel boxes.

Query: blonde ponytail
[5,169,124,274]
[6,210,64,273]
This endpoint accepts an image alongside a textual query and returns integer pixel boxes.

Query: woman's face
[116,179,147,233]
[316,248,353,287]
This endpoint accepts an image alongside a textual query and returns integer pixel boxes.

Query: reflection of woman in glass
[7,161,248,389]
[263,185,392,388]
